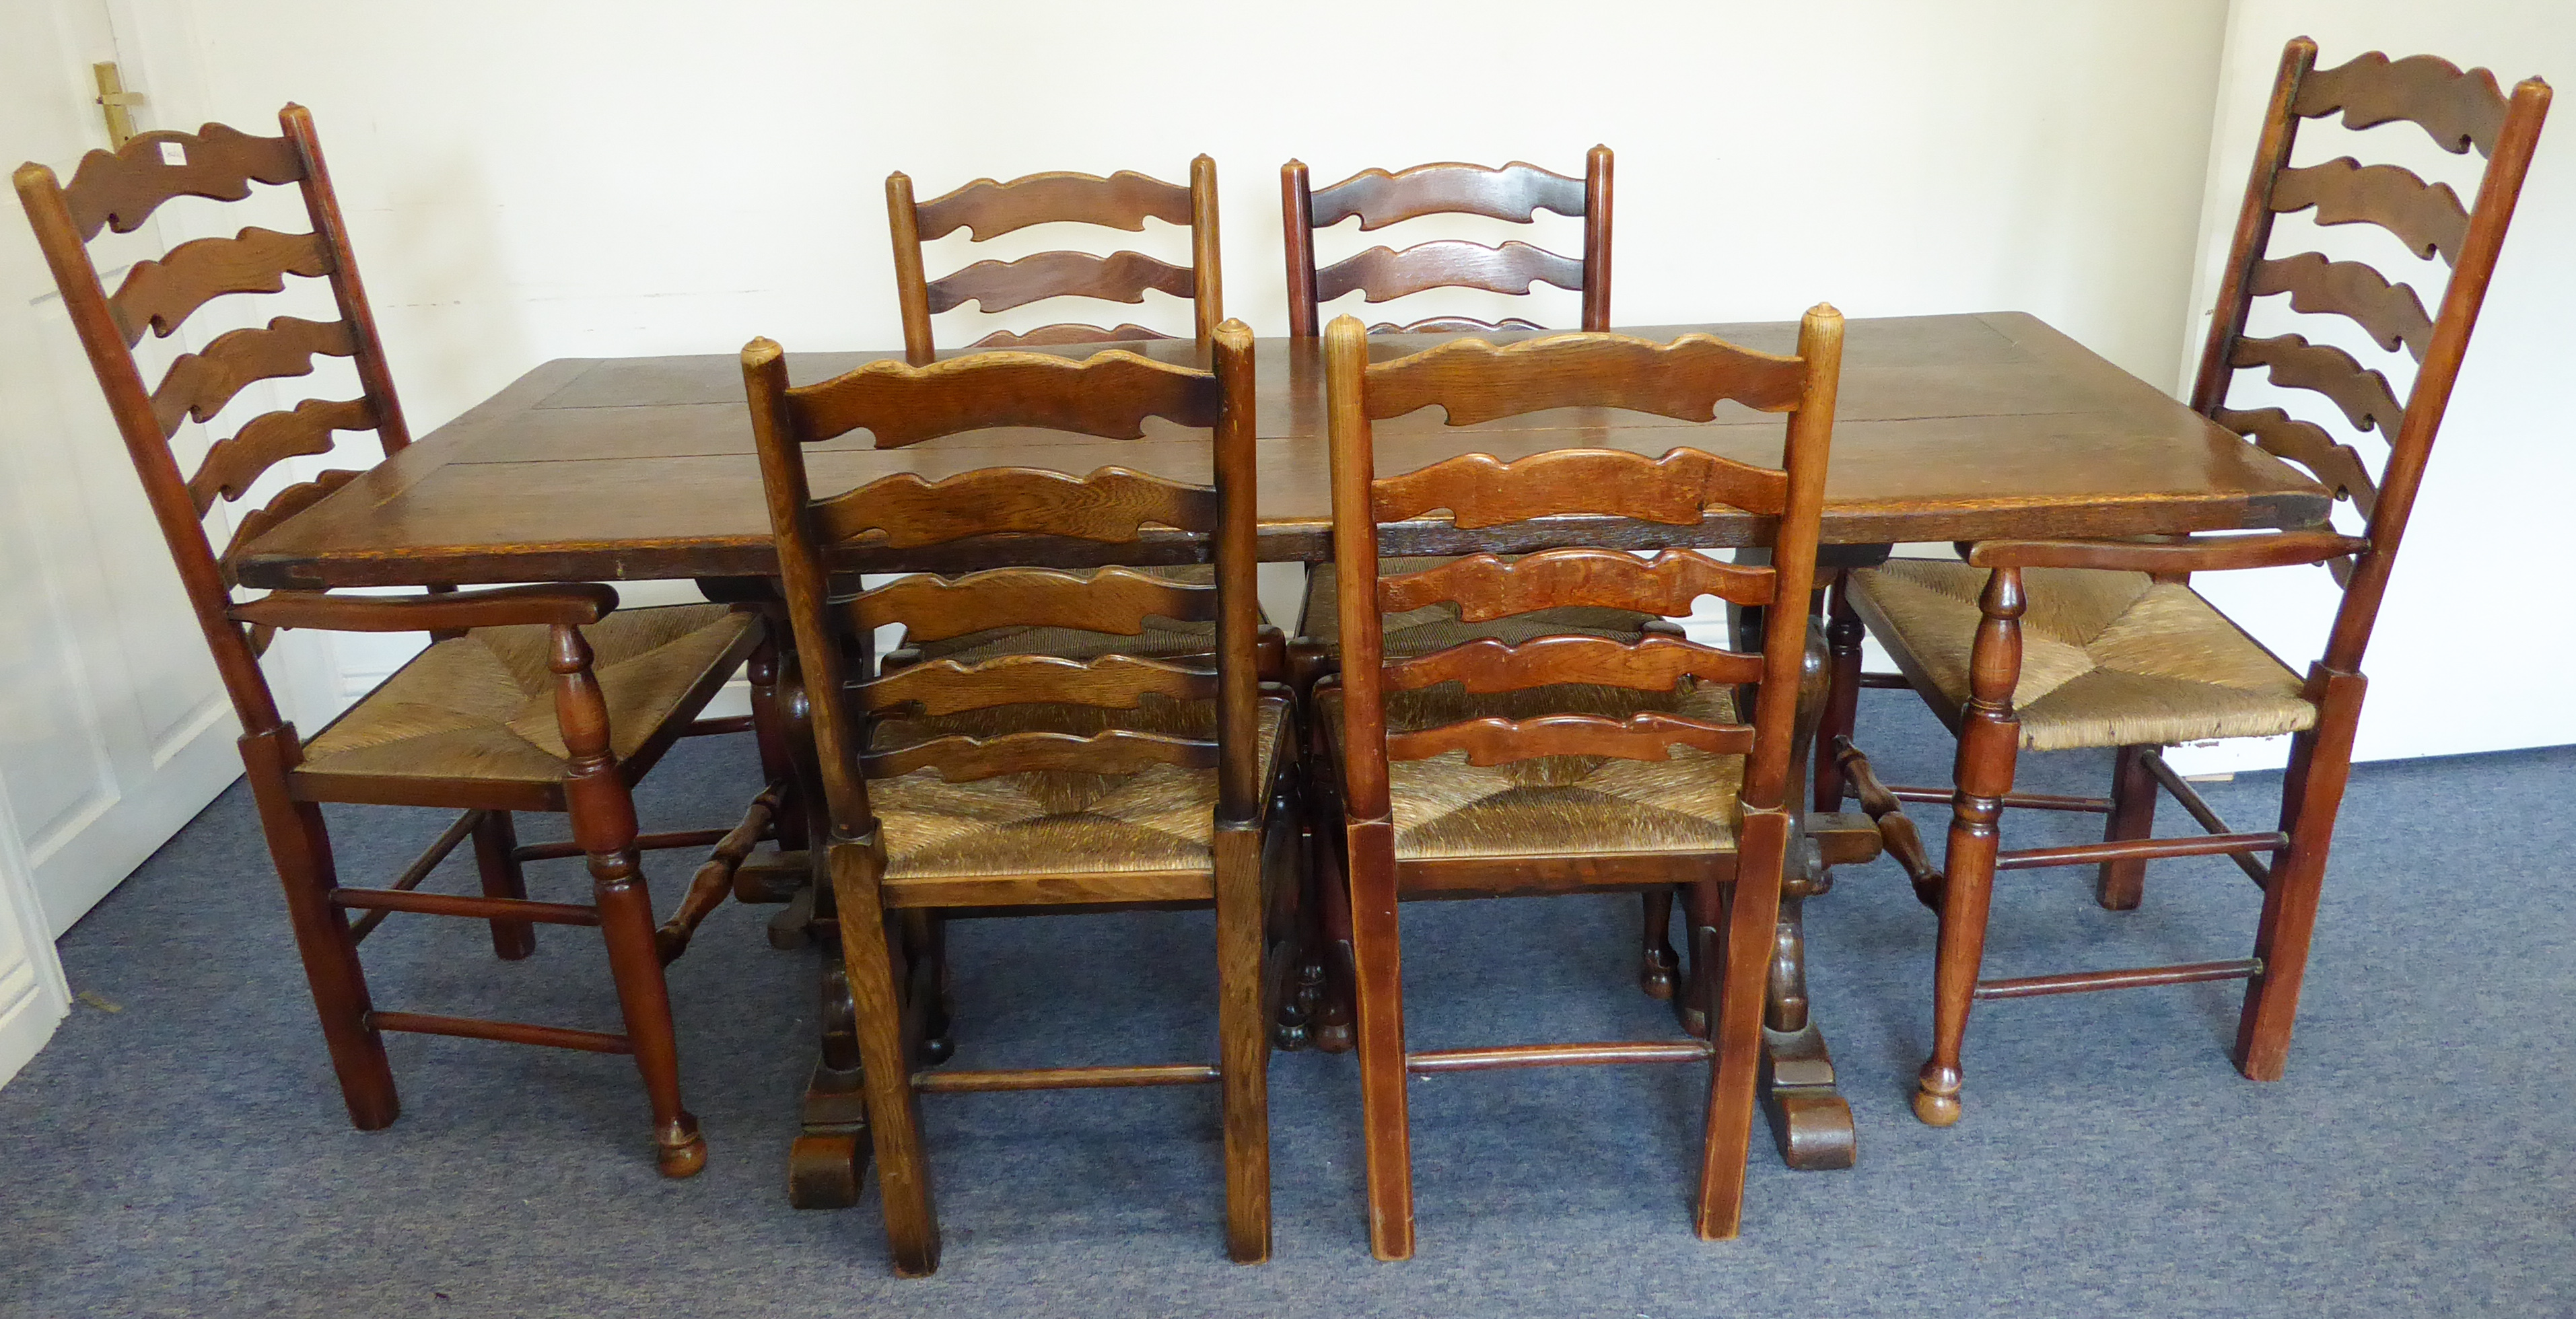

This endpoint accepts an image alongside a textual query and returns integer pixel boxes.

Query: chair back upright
[888,159,1223,364]
[1323,308,1842,834]
[2192,39,2549,672]
[743,322,1263,843]
[13,106,413,736]
[1284,147,1611,337]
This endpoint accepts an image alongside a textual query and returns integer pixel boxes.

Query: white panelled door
[0,0,246,1082]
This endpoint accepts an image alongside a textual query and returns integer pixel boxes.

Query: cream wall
[2178,3,2574,767]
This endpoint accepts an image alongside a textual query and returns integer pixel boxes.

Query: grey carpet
[3,690,2571,1318]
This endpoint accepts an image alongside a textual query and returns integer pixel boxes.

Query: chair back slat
[892,159,1220,361]
[1361,332,1805,426]
[1375,449,1788,529]
[915,169,1193,241]
[2268,158,2472,263]
[149,315,357,436]
[189,396,376,513]
[2248,253,2435,362]
[1381,548,1778,620]
[790,349,1220,449]
[1327,310,1842,812]
[1284,147,1611,337]
[110,227,332,346]
[862,727,1218,781]
[925,250,1195,316]
[59,124,305,240]
[857,653,1217,717]
[810,466,1216,548]
[2191,39,2548,672]
[841,565,1215,642]
[15,105,415,738]
[747,322,1259,815]
[2293,51,2512,157]
[1383,712,1754,767]
[1314,240,1582,305]
[1383,634,1764,697]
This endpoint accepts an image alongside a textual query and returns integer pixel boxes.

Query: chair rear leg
[1344,818,1414,1261]
[1638,888,1679,999]
[1215,825,1273,1264]
[240,728,397,1129]
[2095,744,2158,911]
[472,810,538,959]
[2236,669,2363,1081]
[832,836,941,1277]
[1697,811,1789,1240]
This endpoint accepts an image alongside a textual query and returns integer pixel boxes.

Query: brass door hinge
[94,62,144,149]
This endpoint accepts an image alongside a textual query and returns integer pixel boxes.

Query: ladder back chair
[888,158,1222,365]
[1316,308,1846,1258]
[12,106,775,1176]
[743,321,1294,1274]
[1824,39,2550,1126]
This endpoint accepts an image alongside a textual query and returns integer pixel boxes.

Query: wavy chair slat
[1316,240,1582,305]
[971,322,1171,349]
[2293,50,2513,156]
[59,123,304,240]
[1383,633,1764,695]
[1311,160,1587,229]
[188,396,376,514]
[1368,315,1546,335]
[110,226,331,347]
[1363,333,1805,425]
[843,565,1216,641]
[1374,448,1789,528]
[862,727,1218,781]
[915,169,1193,241]
[811,466,1216,548]
[787,350,1221,448]
[151,315,356,436]
[925,249,1195,316]
[2229,333,2407,435]
[2269,157,2472,263]
[219,467,363,581]
[1383,711,1753,767]
[1381,547,1778,618]
[2208,406,2381,517]
[2250,252,2436,362]
[856,653,1218,717]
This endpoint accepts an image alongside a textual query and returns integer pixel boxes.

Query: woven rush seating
[1847,560,2315,753]
[301,605,753,789]
[868,695,1290,882]
[1318,680,1741,862]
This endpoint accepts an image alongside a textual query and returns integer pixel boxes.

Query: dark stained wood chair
[888,159,1222,365]
[1314,309,1846,1257]
[1282,147,1611,336]
[1821,40,2552,1126]
[742,321,1295,1273]
[12,107,777,1175]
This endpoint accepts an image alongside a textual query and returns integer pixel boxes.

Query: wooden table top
[232,312,2333,589]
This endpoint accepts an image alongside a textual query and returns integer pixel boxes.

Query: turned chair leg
[1343,818,1414,1261]
[905,911,954,1065]
[1813,577,1865,812]
[1917,567,2023,1128]
[241,727,398,1130]
[2236,668,2363,1081]
[590,841,705,1177]
[471,810,537,959]
[2095,744,2158,911]
[1638,888,1679,1000]
[831,835,941,1277]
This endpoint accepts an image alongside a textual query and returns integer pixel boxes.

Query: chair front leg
[553,624,702,1177]
[1916,567,2023,1128]
[1638,888,1680,999]
[2095,744,2159,910]
[1214,821,1274,1264]
[2235,666,2364,1081]
[1343,816,1414,1261]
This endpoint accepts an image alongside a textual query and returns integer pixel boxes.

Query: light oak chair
[1822,40,2552,1125]
[1313,310,1844,1257]
[13,106,773,1175]
[742,321,1294,1273]
[888,159,1221,363]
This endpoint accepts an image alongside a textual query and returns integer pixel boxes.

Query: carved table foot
[1761,1021,1856,1170]
[788,1061,870,1209]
